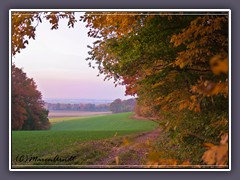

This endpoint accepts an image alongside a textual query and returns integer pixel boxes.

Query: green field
[50,112,156,131]
[12,112,157,166]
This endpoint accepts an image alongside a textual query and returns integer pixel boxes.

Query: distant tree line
[45,103,110,112]
[109,98,136,113]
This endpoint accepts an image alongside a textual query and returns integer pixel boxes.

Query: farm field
[50,112,156,131]
[12,112,157,167]
[48,110,112,118]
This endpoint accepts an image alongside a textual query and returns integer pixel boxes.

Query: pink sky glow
[12,12,132,100]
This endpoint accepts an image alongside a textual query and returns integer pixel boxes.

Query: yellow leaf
[122,137,130,146]
[115,156,119,165]
[202,146,217,165]
[210,55,228,75]
[181,161,191,165]
[216,144,228,165]
[148,151,163,162]
[203,142,215,148]
[202,140,228,165]
[220,133,228,144]
[146,140,150,146]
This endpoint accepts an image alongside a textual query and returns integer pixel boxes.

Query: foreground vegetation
[12,112,157,167]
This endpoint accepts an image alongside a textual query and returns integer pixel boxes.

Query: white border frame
[9,9,231,172]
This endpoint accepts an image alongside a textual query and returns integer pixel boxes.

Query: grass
[49,114,107,124]
[50,112,156,131]
[12,112,157,166]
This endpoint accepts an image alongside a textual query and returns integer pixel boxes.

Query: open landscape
[11,11,229,170]
[12,112,158,168]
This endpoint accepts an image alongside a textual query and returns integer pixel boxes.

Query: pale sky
[12,12,132,100]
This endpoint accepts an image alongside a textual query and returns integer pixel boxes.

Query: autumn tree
[82,12,229,166]
[12,64,50,130]
[170,14,229,166]
[11,11,77,130]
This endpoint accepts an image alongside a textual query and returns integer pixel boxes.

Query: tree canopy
[81,12,229,166]
[12,64,50,130]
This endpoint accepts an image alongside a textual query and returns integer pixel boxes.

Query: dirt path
[92,128,162,168]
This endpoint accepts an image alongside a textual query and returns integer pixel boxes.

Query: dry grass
[48,110,112,118]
